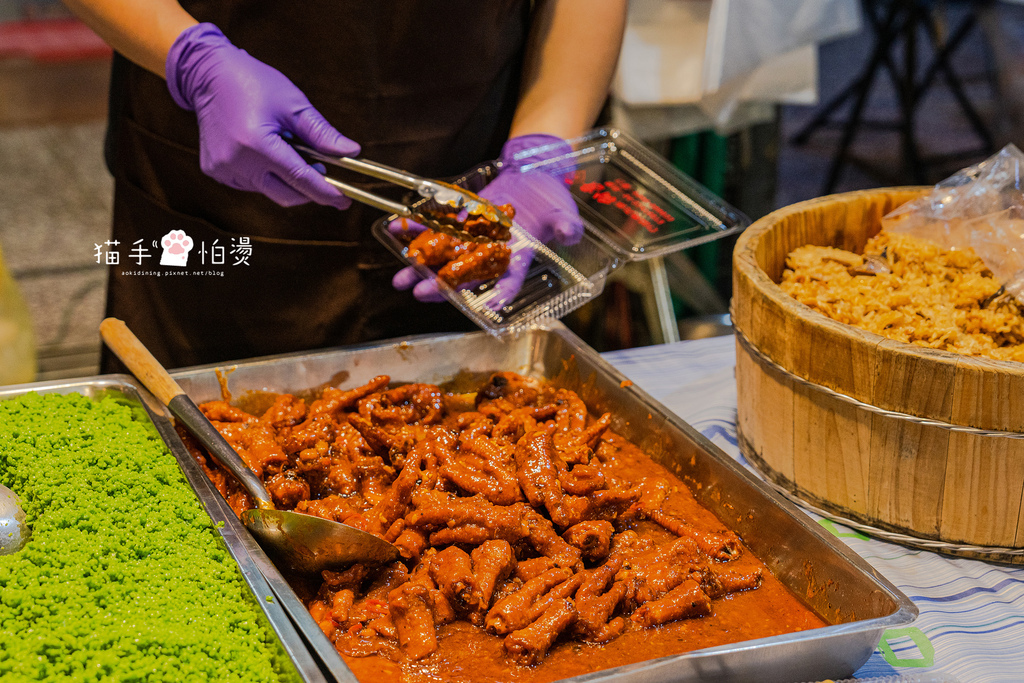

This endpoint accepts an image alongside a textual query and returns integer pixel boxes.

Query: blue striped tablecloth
[602,335,1024,683]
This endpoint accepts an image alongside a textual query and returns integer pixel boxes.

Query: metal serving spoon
[0,484,29,555]
[99,318,399,574]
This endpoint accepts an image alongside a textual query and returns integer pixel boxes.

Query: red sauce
[184,372,826,683]
[345,435,824,683]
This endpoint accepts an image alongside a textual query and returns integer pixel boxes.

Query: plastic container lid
[372,128,747,337]
[371,163,612,338]
[515,128,749,261]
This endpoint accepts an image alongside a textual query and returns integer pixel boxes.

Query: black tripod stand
[793,0,995,195]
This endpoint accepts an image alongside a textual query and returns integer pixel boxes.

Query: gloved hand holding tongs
[297,132,586,311]
[167,23,582,308]
[390,134,585,309]
[169,24,514,234]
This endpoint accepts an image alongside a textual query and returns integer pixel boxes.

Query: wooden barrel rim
[732,187,1024,433]
[734,325,1024,439]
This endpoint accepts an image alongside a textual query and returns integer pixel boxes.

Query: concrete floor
[0,121,109,380]
[2,2,1023,381]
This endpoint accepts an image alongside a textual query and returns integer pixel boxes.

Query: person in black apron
[63,0,627,370]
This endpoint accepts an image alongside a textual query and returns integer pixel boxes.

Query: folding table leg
[649,257,680,344]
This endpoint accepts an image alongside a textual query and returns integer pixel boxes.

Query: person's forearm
[62,0,196,76]
[509,0,627,140]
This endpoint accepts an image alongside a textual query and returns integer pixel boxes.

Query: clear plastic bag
[0,247,36,385]
[882,144,1024,301]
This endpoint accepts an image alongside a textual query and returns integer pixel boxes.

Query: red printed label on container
[567,167,678,243]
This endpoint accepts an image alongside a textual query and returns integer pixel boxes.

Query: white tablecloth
[602,335,1024,683]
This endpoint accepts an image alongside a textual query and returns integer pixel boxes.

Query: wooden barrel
[732,187,1024,562]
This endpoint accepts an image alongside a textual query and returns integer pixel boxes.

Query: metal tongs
[292,143,512,243]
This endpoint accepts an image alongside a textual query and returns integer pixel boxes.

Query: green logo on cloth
[818,518,870,540]
[878,627,935,667]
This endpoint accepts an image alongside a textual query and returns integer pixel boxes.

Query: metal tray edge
[164,321,918,682]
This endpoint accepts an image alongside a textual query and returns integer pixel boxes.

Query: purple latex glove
[166,23,360,208]
[391,133,583,306]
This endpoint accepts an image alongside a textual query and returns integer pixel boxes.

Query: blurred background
[2,0,1023,380]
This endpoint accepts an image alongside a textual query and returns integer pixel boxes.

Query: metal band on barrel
[750,469,1024,558]
[734,326,1024,440]
[735,327,1024,559]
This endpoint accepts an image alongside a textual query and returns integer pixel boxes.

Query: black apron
[103,1,530,370]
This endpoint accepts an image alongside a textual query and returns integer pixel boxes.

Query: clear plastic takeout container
[372,128,748,337]
[518,128,749,261]
[372,162,614,337]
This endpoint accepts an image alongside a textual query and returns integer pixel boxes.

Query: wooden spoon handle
[99,317,275,510]
[99,318,184,407]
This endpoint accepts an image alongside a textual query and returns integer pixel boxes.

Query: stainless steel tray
[0,377,331,683]
[168,322,917,683]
